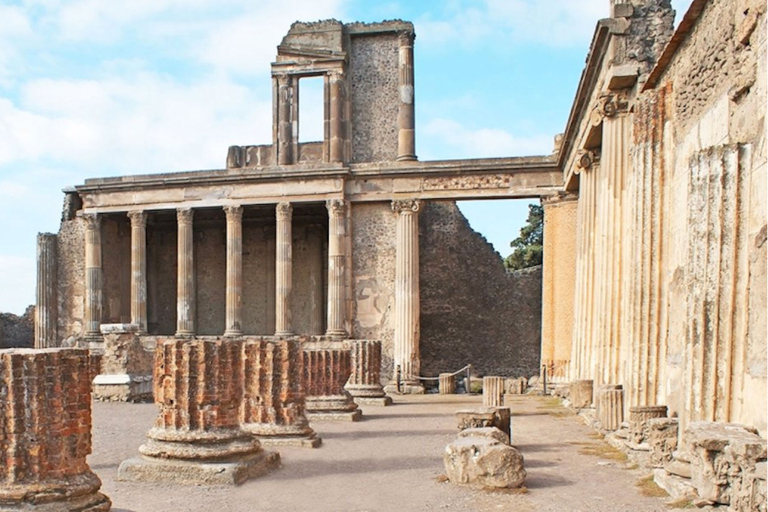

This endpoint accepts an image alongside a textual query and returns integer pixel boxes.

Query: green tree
[504,203,543,271]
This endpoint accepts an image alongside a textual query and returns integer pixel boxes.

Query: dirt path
[90,394,670,512]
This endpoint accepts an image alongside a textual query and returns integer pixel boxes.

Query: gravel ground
[90,394,671,512]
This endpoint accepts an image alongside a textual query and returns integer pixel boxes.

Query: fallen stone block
[444,436,526,489]
[457,426,510,446]
[456,407,511,441]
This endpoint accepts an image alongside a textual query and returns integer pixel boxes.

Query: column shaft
[224,205,243,336]
[326,200,347,338]
[275,202,293,336]
[176,208,195,336]
[128,211,148,333]
[329,71,344,163]
[35,233,58,348]
[277,75,295,165]
[397,32,416,161]
[83,213,102,339]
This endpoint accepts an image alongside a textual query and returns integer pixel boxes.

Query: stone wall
[0,306,34,348]
[57,215,85,344]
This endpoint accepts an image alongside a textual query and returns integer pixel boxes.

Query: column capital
[223,204,243,222]
[276,201,293,219]
[326,199,347,216]
[177,208,193,225]
[82,212,100,230]
[127,210,147,227]
[590,91,630,126]
[398,31,415,46]
[391,199,421,214]
[575,149,601,174]
[542,192,579,206]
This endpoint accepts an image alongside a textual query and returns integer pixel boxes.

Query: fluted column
[35,233,58,348]
[326,199,347,338]
[128,211,148,334]
[274,202,293,336]
[483,376,505,407]
[224,205,243,336]
[387,199,424,394]
[397,31,416,161]
[175,208,195,336]
[345,340,392,406]
[83,213,103,340]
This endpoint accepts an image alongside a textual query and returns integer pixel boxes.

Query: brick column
[175,208,195,336]
[0,348,111,511]
[241,337,320,448]
[303,341,361,421]
[325,199,347,338]
[345,339,392,406]
[83,213,103,341]
[386,199,424,394]
[35,233,58,348]
[128,210,148,334]
[275,202,293,336]
[397,31,416,161]
[118,338,279,485]
[224,205,243,336]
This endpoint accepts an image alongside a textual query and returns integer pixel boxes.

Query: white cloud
[0,255,35,315]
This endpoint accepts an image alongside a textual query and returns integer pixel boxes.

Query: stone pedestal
[595,384,624,431]
[628,405,668,445]
[483,376,505,407]
[345,339,392,406]
[92,324,153,402]
[35,233,58,349]
[118,338,279,485]
[439,373,456,394]
[570,379,594,408]
[456,407,511,442]
[303,341,361,421]
[241,338,320,448]
[0,348,111,511]
[649,418,679,468]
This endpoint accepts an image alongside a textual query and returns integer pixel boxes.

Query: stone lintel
[99,323,139,334]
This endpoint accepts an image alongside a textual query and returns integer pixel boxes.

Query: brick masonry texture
[0,307,34,348]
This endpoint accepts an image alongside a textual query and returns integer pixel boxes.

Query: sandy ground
[90,394,671,512]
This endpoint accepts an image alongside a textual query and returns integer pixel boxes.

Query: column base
[242,423,321,449]
[117,450,280,486]
[274,331,294,337]
[306,410,362,422]
[353,396,393,406]
[223,330,243,337]
[0,471,111,512]
[257,434,322,449]
[384,381,425,395]
[324,329,347,340]
[92,373,152,402]
[305,394,362,421]
[175,330,195,337]
[346,384,393,406]
[396,154,418,162]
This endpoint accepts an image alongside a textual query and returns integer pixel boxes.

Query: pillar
[241,337,320,448]
[303,341,361,421]
[175,208,195,336]
[540,193,579,382]
[128,210,148,334]
[595,384,624,431]
[276,74,295,165]
[483,376,505,407]
[118,338,279,485]
[83,213,103,341]
[345,339,392,406]
[325,199,347,338]
[224,205,243,336]
[387,199,424,394]
[308,225,325,335]
[329,70,345,163]
[0,348,111,511]
[275,202,293,336]
[396,31,416,161]
[35,233,58,348]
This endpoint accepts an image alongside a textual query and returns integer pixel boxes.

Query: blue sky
[0,0,693,314]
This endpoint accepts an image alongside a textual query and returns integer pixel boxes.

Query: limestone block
[456,407,511,442]
[439,373,456,394]
[569,379,594,408]
[444,436,526,489]
[629,405,668,444]
[483,376,504,407]
[457,427,510,446]
[686,421,767,507]
[653,468,697,501]
[649,417,678,467]
[0,348,111,511]
[595,384,624,431]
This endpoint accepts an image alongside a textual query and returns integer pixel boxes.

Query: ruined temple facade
[36,20,554,386]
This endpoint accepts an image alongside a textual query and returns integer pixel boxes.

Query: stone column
[175,208,195,336]
[328,70,345,163]
[83,213,103,341]
[396,31,416,161]
[325,199,347,338]
[275,202,293,336]
[483,376,505,407]
[128,210,148,334]
[241,337,320,448]
[440,373,456,394]
[303,341,361,421]
[386,199,424,394]
[35,233,58,348]
[118,338,279,485]
[345,339,392,406]
[308,225,325,335]
[224,205,243,336]
[276,74,295,165]
[595,384,624,431]
[0,348,111,511]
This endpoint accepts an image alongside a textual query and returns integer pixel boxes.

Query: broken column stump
[439,373,456,394]
[241,337,320,448]
[303,341,361,421]
[649,417,679,468]
[628,405,667,445]
[0,348,111,511]
[569,379,594,408]
[345,339,392,406]
[118,338,280,485]
[444,426,526,489]
[456,407,511,442]
[595,384,624,431]
[92,323,153,402]
[482,376,504,407]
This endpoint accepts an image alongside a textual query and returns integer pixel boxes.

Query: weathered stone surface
[0,348,111,511]
[628,405,667,444]
[92,323,153,402]
[456,407,511,441]
[457,427,510,446]
[444,436,526,489]
[569,379,593,408]
[483,376,504,407]
[346,339,392,406]
[303,341,361,421]
[649,417,678,468]
[0,307,34,349]
[505,377,528,395]
[439,373,456,394]
[653,468,697,501]
[595,385,623,431]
